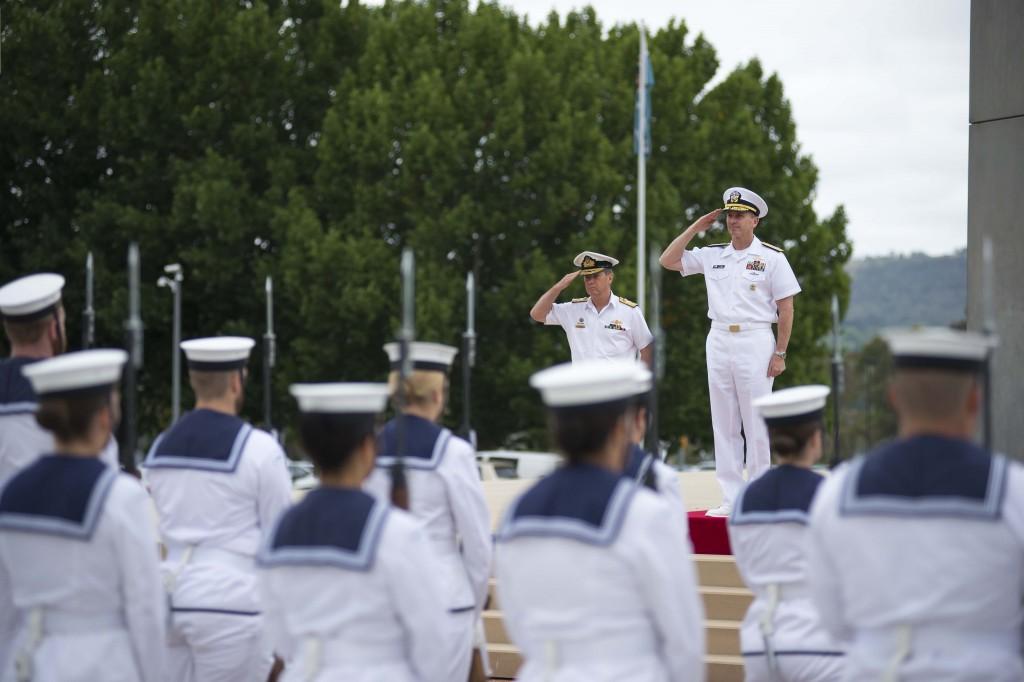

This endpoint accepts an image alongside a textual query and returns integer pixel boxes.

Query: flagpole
[636,27,648,311]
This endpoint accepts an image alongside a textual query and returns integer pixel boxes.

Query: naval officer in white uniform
[0,273,119,489]
[363,341,492,682]
[495,359,705,682]
[808,327,1024,681]
[259,382,450,682]
[728,385,844,681]
[659,188,801,516]
[0,349,165,682]
[143,336,292,682]
[531,251,654,365]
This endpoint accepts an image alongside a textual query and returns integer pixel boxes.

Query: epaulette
[618,296,638,308]
[707,243,728,248]
[762,242,784,253]
[571,297,588,303]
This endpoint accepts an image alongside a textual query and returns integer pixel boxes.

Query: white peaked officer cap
[531,359,643,408]
[722,187,768,218]
[382,341,458,372]
[181,336,256,371]
[883,326,994,372]
[754,385,830,426]
[290,383,390,414]
[573,251,620,275]
[22,349,128,398]
[0,273,65,321]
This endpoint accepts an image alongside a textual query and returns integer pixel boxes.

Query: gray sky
[501,0,970,257]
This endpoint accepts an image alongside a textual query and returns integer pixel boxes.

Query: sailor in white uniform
[495,359,706,682]
[142,336,292,682]
[0,273,119,489]
[0,274,119,672]
[0,349,165,682]
[259,382,451,682]
[808,327,1024,682]
[728,385,844,681]
[363,341,492,682]
[530,251,654,364]
[621,363,686,521]
[659,188,802,517]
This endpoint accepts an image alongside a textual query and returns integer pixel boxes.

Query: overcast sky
[497,0,970,257]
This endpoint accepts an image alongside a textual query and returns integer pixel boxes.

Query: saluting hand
[767,354,786,378]
[691,209,722,232]
[556,271,580,290]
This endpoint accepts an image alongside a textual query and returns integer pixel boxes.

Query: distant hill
[843,250,966,348]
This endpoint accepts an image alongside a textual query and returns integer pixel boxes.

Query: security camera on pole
[157,263,183,423]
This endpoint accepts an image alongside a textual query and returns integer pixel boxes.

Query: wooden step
[695,554,745,588]
[487,643,521,679]
[482,609,509,644]
[700,586,753,622]
[706,654,746,682]
[488,646,746,680]
[706,619,741,657]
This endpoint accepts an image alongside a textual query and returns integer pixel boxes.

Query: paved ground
[481,470,724,530]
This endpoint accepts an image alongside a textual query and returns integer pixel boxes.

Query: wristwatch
[774,350,787,360]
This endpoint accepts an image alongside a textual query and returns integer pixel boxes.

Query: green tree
[1,0,851,456]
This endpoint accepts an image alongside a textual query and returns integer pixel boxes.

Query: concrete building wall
[967,2,1024,458]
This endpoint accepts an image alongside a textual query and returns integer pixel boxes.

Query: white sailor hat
[754,385,830,426]
[530,359,643,408]
[722,187,768,218]
[382,341,458,372]
[883,326,994,372]
[0,273,65,321]
[631,363,652,397]
[181,336,255,371]
[573,251,619,275]
[290,383,390,414]
[22,349,128,398]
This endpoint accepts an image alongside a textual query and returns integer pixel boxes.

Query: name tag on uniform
[575,318,586,328]
[712,264,726,270]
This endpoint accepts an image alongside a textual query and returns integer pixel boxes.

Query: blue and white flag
[633,32,655,157]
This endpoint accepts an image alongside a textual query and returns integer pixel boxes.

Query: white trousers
[444,609,476,682]
[706,328,775,506]
[165,611,273,682]
[744,653,844,682]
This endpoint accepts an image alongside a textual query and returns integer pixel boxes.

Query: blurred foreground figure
[808,327,1024,681]
[495,359,705,682]
[0,349,165,682]
[259,382,450,681]
[728,385,844,681]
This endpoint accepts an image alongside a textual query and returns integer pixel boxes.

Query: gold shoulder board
[571,297,588,303]
[762,242,784,253]
[618,296,638,308]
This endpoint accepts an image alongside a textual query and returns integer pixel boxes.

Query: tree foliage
[0,0,851,455]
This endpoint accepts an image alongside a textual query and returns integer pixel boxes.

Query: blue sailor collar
[623,443,657,491]
[840,435,1007,520]
[143,408,253,473]
[376,414,452,471]
[731,465,824,526]
[496,463,639,546]
[0,455,116,541]
[0,357,42,416]
[259,487,389,572]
